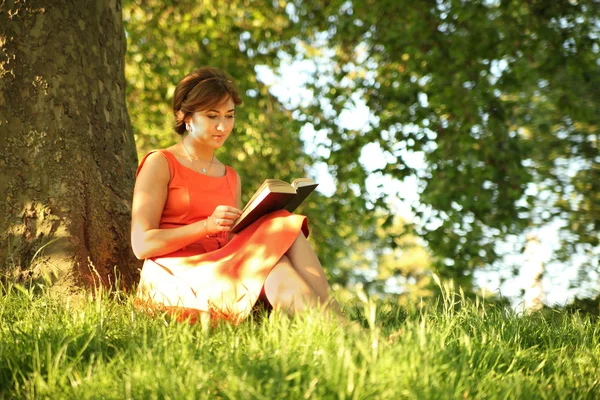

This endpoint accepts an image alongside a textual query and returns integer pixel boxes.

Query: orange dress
[135,150,308,324]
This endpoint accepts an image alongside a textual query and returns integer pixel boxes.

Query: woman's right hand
[206,205,242,235]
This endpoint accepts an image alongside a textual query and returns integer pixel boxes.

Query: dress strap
[136,150,177,182]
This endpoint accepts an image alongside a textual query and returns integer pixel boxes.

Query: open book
[231,178,318,233]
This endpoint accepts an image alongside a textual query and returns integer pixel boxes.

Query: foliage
[1,284,599,398]
[289,0,600,287]
[122,0,383,279]
[122,0,600,296]
[335,213,437,301]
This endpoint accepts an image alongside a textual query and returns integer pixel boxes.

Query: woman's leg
[285,233,343,316]
[263,255,320,313]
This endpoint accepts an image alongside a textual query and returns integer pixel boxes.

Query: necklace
[182,141,215,174]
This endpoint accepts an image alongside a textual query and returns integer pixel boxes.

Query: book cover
[231,178,318,233]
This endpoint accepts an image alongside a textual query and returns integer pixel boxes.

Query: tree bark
[0,0,141,289]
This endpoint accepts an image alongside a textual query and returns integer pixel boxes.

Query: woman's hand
[206,206,242,235]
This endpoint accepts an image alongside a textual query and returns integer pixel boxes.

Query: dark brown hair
[173,67,242,135]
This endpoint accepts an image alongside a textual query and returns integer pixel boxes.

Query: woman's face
[187,97,236,148]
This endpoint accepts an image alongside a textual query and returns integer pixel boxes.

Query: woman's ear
[186,118,195,133]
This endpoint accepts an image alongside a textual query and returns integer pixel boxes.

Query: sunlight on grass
[0,280,599,399]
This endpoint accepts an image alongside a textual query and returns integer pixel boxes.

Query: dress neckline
[163,150,228,178]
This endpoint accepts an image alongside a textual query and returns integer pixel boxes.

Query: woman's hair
[173,67,242,135]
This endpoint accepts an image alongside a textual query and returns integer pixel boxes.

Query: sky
[255,60,592,309]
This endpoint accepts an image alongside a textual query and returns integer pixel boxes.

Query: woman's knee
[265,256,292,288]
[264,256,314,296]
[289,232,317,257]
[263,260,317,312]
[294,231,309,245]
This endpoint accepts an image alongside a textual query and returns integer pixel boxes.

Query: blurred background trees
[123,0,599,307]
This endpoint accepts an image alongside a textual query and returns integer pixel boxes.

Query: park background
[0,0,598,309]
[1,1,600,398]
[124,0,599,311]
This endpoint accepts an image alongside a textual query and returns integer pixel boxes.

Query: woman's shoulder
[136,149,173,179]
[139,149,172,166]
[223,164,239,178]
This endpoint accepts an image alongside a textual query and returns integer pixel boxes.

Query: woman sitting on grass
[131,66,343,324]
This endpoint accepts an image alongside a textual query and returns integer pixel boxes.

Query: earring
[185,123,190,131]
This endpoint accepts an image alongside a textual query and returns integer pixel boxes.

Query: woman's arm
[130,152,209,259]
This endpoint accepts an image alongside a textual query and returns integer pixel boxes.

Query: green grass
[1,282,599,399]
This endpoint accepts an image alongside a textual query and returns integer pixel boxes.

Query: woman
[131,66,342,324]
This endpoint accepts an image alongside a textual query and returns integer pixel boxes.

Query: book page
[232,191,296,233]
[242,179,293,213]
[290,177,316,189]
[232,177,317,233]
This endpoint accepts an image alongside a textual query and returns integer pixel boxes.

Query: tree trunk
[0,0,141,289]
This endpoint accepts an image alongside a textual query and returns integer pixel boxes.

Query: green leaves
[290,0,600,286]
[123,0,599,295]
[122,0,365,276]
